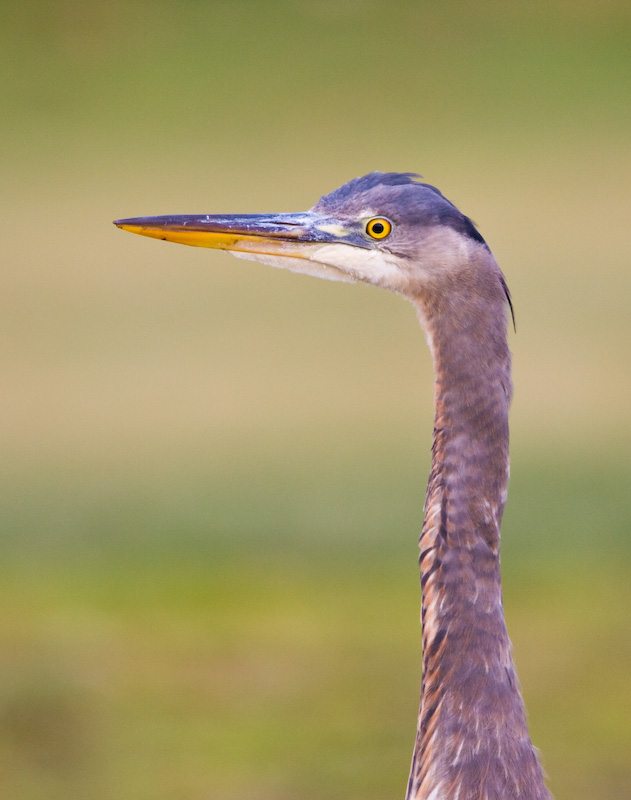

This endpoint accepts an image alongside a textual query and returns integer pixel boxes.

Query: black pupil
[372,221,384,234]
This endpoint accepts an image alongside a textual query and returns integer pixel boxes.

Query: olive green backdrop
[2,2,630,798]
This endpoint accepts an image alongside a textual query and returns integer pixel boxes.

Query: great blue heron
[115,172,553,800]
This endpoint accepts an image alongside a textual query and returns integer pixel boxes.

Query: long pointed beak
[113,212,353,258]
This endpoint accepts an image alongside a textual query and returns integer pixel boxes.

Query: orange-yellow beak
[114,211,355,257]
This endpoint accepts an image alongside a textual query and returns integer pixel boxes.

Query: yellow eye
[366,217,392,239]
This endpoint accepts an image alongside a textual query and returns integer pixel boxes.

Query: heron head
[114,172,490,300]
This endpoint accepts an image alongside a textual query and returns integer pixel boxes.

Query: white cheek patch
[229,240,407,291]
[309,243,405,291]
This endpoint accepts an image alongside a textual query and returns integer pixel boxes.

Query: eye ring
[366,217,392,239]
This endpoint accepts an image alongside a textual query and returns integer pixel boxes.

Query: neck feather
[406,250,551,800]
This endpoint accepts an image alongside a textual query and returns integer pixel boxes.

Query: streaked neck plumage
[406,247,551,800]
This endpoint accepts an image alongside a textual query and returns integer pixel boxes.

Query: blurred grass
[0,553,629,799]
[2,1,631,798]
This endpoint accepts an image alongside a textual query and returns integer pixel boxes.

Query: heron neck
[406,271,551,800]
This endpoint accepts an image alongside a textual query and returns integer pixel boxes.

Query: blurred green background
[2,1,630,798]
